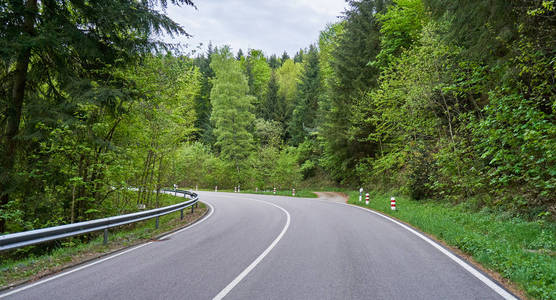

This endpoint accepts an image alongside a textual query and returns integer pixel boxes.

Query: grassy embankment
[345,190,555,300]
[0,193,207,289]
[198,188,318,198]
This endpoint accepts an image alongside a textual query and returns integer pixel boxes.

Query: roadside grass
[346,191,555,300]
[210,188,318,198]
[0,194,207,289]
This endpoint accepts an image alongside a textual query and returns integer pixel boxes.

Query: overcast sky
[163,0,347,57]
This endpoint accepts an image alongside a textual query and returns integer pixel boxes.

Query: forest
[1,0,555,234]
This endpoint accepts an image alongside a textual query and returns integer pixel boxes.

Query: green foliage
[276,59,302,127]
[261,71,284,123]
[254,118,283,148]
[319,0,388,184]
[172,143,234,188]
[337,0,555,220]
[193,44,216,144]
[473,92,555,212]
[241,49,272,117]
[210,47,256,184]
[375,0,427,68]
[289,45,321,145]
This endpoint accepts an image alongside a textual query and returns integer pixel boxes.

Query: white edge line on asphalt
[0,201,215,299]
[343,203,517,300]
[212,197,291,300]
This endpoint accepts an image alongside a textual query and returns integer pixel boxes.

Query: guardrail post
[180,209,184,220]
[155,216,159,229]
[191,204,194,214]
[103,229,108,245]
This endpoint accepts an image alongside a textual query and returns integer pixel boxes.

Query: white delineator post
[365,193,370,205]
[256,187,258,192]
[292,188,296,196]
[273,187,276,195]
[359,187,363,202]
[234,186,237,193]
[391,197,396,210]
[215,186,218,192]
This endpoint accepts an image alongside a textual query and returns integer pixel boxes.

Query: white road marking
[212,197,291,300]
[344,203,518,300]
[0,200,214,298]
[0,243,151,299]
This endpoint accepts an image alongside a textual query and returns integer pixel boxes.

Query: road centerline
[212,197,291,300]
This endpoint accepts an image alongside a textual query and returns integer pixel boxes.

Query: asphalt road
[1,192,517,299]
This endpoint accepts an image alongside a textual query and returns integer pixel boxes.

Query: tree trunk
[0,0,37,233]
[138,150,152,205]
[146,153,156,207]
[155,154,164,208]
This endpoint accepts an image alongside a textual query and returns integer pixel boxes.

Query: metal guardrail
[0,189,199,252]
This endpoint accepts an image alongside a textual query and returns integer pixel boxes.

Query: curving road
[1,192,517,299]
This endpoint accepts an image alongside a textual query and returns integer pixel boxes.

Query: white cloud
[163,0,346,56]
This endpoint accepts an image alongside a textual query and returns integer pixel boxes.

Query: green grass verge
[0,194,207,289]
[346,191,555,300]
[212,188,318,198]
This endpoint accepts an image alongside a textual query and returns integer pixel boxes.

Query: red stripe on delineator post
[365,193,369,205]
[391,197,396,210]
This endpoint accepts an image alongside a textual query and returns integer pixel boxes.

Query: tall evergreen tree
[268,54,280,69]
[236,48,244,60]
[193,45,215,144]
[210,47,255,184]
[320,0,388,183]
[281,51,291,64]
[261,71,281,122]
[293,49,305,63]
[289,45,321,146]
[244,49,271,118]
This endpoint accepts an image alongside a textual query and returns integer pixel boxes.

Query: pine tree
[236,49,244,60]
[281,51,291,64]
[289,45,321,146]
[262,71,281,122]
[193,45,215,144]
[244,49,271,118]
[210,47,255,184]
[320,0,387,183]
[268,54,280,69]
[293,49,305,63]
